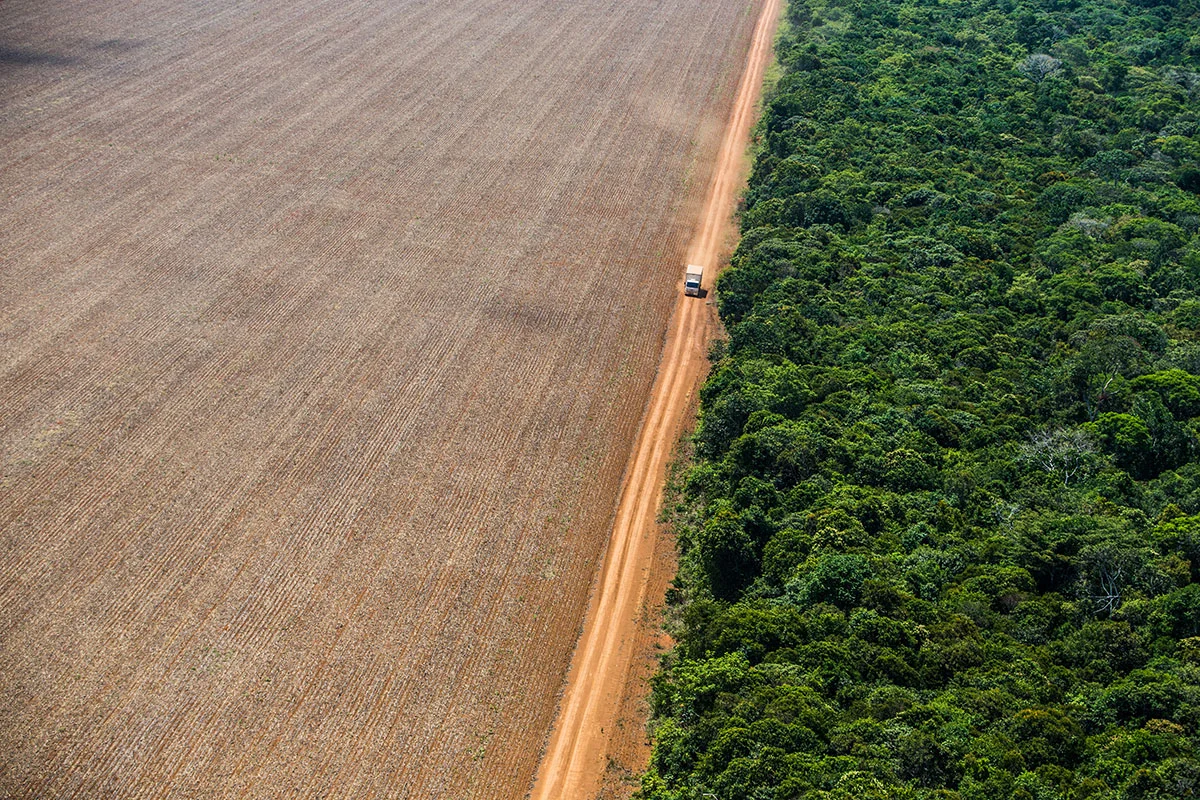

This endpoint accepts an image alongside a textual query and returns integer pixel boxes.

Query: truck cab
[684,264,704,296]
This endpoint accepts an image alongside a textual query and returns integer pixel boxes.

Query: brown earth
[528,0,782,797]
[0,0,767,798]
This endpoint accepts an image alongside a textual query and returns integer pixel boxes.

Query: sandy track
[527,0,782,797]
[0,1,764,798]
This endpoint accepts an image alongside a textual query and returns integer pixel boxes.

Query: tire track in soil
[527,0,783,796]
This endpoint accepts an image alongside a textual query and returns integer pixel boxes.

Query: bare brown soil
[528,1,782,797]
[0,1,765,798]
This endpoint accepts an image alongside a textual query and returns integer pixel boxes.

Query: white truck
[684,264,704,297]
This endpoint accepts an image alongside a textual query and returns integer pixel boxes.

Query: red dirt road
[528,0,782,797]
[0,1,766,798]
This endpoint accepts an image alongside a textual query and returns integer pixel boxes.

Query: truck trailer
[684,264,704,296]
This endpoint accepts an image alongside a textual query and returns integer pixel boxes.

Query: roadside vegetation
[638,0,1200,798]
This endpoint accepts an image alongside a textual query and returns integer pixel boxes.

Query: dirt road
[527,0,783,797]
[0,1,767,797]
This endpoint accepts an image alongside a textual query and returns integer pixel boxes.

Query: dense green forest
[637,0,1200,797]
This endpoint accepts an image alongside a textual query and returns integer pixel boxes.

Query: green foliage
[640,0,1200,797]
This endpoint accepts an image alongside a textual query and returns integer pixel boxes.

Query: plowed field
[0,0,764,797]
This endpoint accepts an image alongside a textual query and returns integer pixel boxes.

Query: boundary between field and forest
[527,0,784,796]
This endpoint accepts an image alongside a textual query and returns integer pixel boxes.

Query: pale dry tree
[1078,544,1142,617]
[994,500,1022,530]
[1022,427,1097,486]
[1064,211,1110,239]
[1090,562,1125,616]
[1018,53,1063,83]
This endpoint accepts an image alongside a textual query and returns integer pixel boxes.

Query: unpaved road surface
[0,1,765,797]
[528,0,782,797]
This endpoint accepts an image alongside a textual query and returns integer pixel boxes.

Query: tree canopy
[639,0,1200,797]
